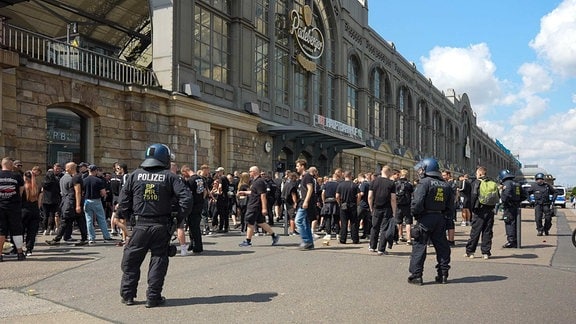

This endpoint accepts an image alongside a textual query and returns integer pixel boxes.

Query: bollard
[516,207,522,248]
[283,203,289,236]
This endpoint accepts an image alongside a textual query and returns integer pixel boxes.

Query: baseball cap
[216,167,225,172]
[88,164,98,171]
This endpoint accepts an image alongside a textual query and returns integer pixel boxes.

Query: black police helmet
[534,172,545,180]
[141,143,172,169]
[414,158,441,178]
[498,169,515,182]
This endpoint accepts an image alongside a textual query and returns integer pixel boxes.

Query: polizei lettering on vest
[137,173,166,182]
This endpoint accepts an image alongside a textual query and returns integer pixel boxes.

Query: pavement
[1,207,575,324]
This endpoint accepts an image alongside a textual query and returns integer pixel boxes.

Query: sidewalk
[1,207,575,323]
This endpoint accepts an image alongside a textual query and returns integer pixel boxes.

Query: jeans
[84,199,112,241]
[296,207,313,244]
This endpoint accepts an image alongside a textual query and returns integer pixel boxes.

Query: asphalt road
[1,207,575,324]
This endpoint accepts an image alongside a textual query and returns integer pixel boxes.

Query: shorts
[0,206,24,236]
[245,210,266,226]
[395,205,413,225]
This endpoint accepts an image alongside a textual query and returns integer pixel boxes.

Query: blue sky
[367,0,576,187]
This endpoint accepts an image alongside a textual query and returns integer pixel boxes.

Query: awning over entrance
[258,124,366,151]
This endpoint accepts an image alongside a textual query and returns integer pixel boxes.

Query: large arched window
[347,55,360,127]
[398,86,411,146]
[433,111,442,157]
[369,68,384,137]
[417,100,426,152]
[46,108,85,166]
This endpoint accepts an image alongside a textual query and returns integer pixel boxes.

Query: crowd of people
[1,145,550,295]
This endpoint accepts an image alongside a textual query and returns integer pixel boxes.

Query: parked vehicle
[553,186,566,208]
[520,184,533,208]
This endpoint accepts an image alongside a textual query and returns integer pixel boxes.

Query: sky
[367,0,576,188]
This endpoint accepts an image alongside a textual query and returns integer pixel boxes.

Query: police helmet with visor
[498,169,515,183]
[141,143,174,169]
[534,172,545,181]
[414,158,441,178]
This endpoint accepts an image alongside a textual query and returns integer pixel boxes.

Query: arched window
[46,108,85,166]
[369,68,384,137]
[346,56,360,127]
[417,100,426,152]
[398,86,410,146]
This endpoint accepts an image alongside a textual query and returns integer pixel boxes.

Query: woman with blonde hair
[22,170,41,256]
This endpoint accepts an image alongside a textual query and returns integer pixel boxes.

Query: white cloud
[421,43,501,116]
[530,0,576,77]
[518,62,553,94]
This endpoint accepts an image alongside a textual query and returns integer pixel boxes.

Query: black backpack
[265,178,278,202]
[509,181,527,203]
[396,180,412,205]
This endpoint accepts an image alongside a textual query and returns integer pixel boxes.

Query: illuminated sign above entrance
[289,5,324,72]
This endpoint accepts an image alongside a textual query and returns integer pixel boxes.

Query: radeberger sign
[289,4,324,72]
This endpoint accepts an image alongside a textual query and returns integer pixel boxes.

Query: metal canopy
[0,0,150,62]
[258,124,366,151]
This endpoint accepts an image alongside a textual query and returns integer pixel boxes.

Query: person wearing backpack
[528,173,557,236]
[464,166,499,259]
[498,169,524,248]
[395,169,414,245]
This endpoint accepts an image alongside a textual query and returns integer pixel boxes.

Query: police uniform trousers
[465,206,495,256]
[409,212,451,278]
[121,217,171,301]
[534,203,552,233]
[502,205,518,244]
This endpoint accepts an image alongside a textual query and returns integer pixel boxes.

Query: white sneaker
[313,234,321,240]
[323,234,331,240]
[180,245,188,256]
[460,221,467,227]
[464,253,474,259]
[88,241,96,246]
[482,254,490,260]
[43,230,47,235]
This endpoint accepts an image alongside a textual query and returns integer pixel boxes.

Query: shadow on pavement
[488,253,538,260]
[190,250,255,256]
[448,275,507,284]
[167,292,278,306]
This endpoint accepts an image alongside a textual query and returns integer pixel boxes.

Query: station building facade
[0,0,520,178]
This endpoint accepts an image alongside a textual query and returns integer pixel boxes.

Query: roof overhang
[258,124,366,150]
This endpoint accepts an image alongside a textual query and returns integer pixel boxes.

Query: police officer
[408,158,453,285]
[499,169,520,248]
[119,144,192,308]
[528,173,557,236]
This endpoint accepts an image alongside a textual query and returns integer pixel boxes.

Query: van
[553,186,566,208]
[520,184,533,208]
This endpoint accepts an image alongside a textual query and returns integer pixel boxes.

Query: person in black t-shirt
[368,166,397,255]
[0,157,25,261]
[336,171,360,244]
[238,166,279,247]
[294,159,317,250]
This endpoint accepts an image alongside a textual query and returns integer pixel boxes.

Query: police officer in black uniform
[499,169,521,248]
[528,172,557,236]
[408,158,454,285]
[119,144,192,308]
